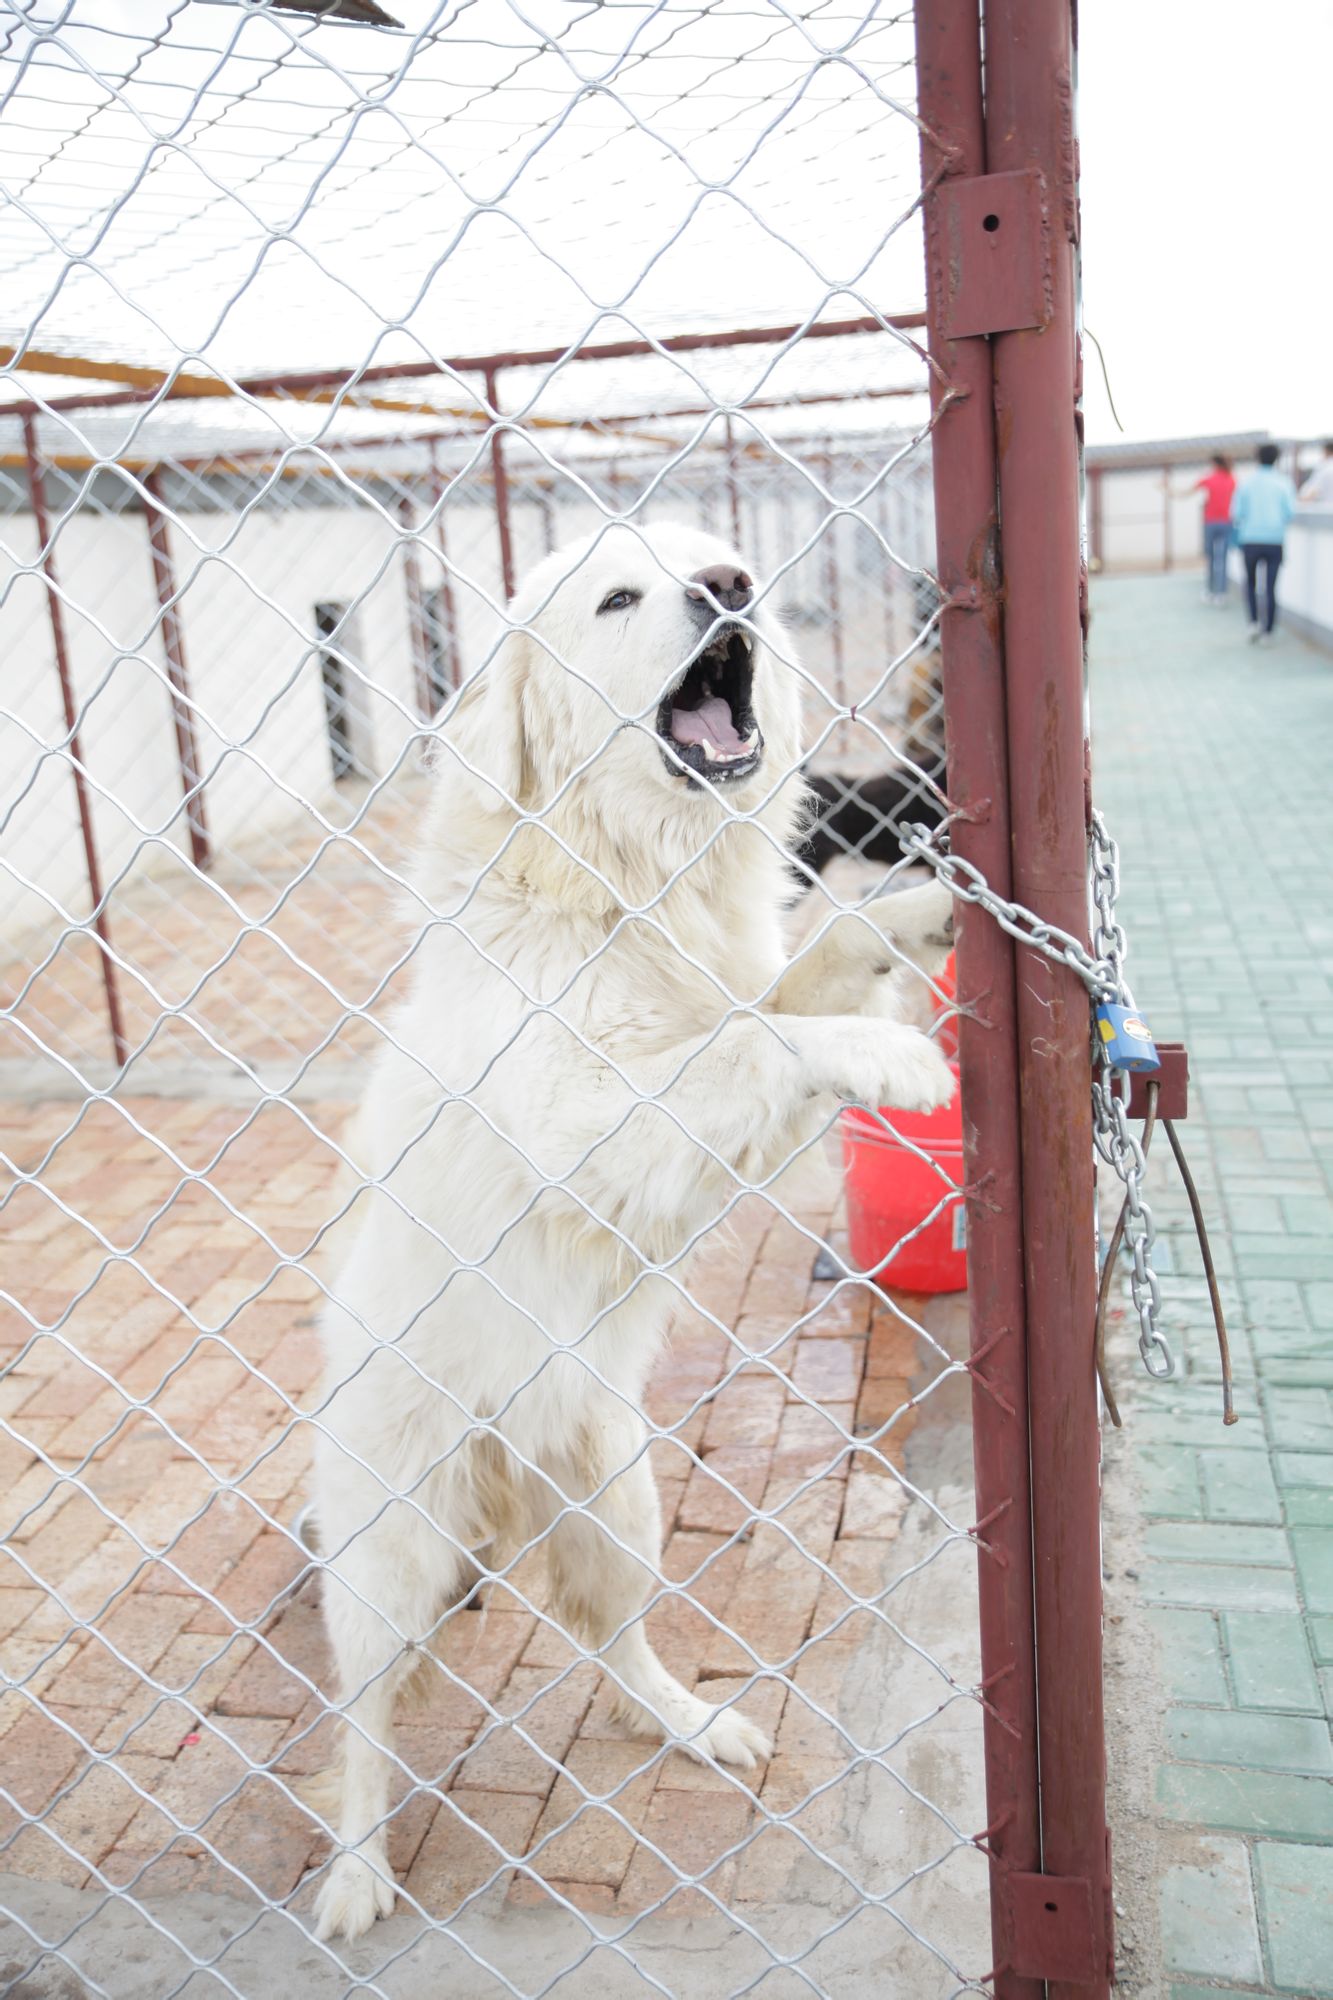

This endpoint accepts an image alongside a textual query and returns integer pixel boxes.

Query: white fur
[309,521,954,1940]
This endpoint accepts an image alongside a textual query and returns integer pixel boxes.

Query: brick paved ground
[1094,574,1333,2000]
[1,783,984,1989]
[0,773,423,1087]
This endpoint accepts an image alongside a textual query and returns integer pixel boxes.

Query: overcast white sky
[1079,0,1333,446]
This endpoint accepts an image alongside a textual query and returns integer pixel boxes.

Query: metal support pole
[822,443,846,713]
[985,2,1114,1992]
[876,474,896,659]
[21,411,128,1070]
[484,366,516,602]
[915,6,1041,1994]
[399,492,430,721]
[143,468,210,871]
[426,442,462,693]
[723,415,743,549]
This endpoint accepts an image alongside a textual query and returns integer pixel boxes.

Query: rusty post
[143,468,210,871]
[21,412,128,1069]
[426,442,463,693]
[915,6,1042,1994]
[399,491,430,720]
[985,2,1114,1992]
[484,366,516,602]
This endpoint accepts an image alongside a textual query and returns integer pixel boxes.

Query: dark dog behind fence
[795,766,947,877]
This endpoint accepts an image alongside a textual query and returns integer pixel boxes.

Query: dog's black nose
[687,564,753,613]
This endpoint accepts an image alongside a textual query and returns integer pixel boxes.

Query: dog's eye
[597,588,641,615]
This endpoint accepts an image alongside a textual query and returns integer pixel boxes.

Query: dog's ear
[441,631,533,810]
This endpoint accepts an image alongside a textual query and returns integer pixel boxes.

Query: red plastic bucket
[840,1063,967,1292]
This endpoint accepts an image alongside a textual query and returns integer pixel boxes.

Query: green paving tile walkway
[1091,572,1333,1997]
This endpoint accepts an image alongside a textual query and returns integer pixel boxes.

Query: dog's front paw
[688,1703,772,1772]
[873,881,954,976]
[805,1019,955,1114]
[314,1848,396,1942]
[894,1031,957,1113]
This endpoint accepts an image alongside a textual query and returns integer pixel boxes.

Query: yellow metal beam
[0,347,679,444]
[0,346,228,397]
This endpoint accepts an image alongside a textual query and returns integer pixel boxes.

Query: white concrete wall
[1281,510,1333,651]
[2,461,935,951]
[1094,462,1214,573]
[1,495,438,945]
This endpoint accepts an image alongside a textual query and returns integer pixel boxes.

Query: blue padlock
[1095,1001,1160,1074]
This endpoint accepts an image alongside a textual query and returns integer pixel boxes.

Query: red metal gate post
[914,6,1042,1994]
[22,411,128,1070]
[985,2,1114,1992]
[143,467,210,871]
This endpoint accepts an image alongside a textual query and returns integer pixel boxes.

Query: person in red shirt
[1196,453,1237,603]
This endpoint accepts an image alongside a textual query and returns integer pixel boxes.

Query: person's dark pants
[1243,542,1283,633]
[1203,521,1230,596]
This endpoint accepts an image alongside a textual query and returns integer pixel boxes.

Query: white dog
[310,520,955,1940]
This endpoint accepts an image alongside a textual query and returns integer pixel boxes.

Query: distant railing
[1283,508,1333,653]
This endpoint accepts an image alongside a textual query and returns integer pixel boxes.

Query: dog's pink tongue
[671,696,745,752]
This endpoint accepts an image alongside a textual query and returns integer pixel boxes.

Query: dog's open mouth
[657,627,763,784]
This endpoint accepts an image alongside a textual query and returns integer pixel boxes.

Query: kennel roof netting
[1,0,929,462]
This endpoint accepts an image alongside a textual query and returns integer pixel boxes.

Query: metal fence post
[399,491,430,720]
[821,441,846,712]
[537,486,556,557]
[985,2,1114,1991]
[484,365,516,602]
[723,415,743,548]
[915,5,1042,1993]
[426,441,463,694]
[143,466,210,871]
[22,411,128,1069]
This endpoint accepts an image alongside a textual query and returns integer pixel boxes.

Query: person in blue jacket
[1230,443,1297,646]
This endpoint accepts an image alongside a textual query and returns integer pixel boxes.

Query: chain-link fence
[1,3,1106,1996]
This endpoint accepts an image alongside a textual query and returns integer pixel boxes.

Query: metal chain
[902,814,1174,1381]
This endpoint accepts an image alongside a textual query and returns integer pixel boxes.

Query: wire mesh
[2,3,992,1994]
